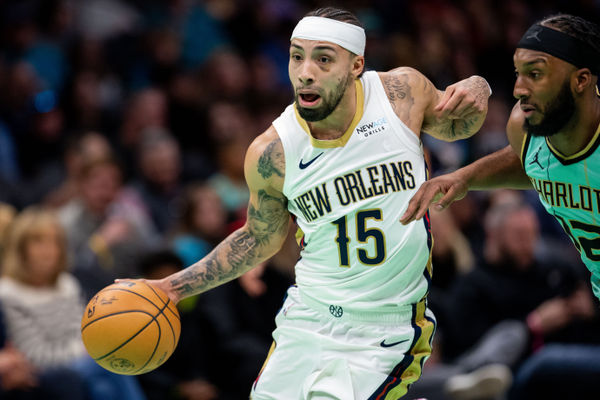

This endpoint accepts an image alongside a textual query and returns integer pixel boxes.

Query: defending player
[401,14,600,301]
[141,7,490,398]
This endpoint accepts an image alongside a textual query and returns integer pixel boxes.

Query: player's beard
[523,80,576,137]
[296,73,353,122]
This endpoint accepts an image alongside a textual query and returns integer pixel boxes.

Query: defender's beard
[524,80,576,137]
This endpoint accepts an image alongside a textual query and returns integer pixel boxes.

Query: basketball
[81,280,181,375]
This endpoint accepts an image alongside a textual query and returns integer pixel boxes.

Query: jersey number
[331,209,386,267]
[556,215,600,261]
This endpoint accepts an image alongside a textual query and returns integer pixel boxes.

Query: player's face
[513,49,576,137]
[289,39,357,122]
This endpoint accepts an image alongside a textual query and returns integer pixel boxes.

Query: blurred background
[0,1,599,399]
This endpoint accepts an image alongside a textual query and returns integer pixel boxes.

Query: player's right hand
[400,171,469,224]
[115,278,181,305]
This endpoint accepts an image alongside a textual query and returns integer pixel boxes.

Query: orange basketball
[81,280,180,375]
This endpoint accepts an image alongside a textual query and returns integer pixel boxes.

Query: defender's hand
[400,171,468,224]
[434,76,490,120]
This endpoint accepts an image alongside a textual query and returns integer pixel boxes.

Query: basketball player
[401,15,600,301]
[139,7,491,398]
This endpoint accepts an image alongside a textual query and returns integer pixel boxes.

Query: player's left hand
[434,76,490,120]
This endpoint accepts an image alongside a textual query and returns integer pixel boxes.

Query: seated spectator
[207,133,252,221]
[409,194,600,400]
[42,131,113,208]
[198,228,297,399]
[123,128,184,234]
[169,183,228,266]
[0,203,17,257]
[508,343,600,400]
[57,156,158,298]
[0,206,146,400]
[136,249,219,400]
[0,296,86,400]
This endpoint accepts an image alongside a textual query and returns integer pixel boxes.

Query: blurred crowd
[0,0,599,399]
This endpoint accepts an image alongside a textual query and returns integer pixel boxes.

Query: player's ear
[351,55,365,78]
[572,67,594,94]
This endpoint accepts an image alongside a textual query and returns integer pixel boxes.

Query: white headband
[291,16,366,56]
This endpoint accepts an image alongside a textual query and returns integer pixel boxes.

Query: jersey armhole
[368,71,423,156]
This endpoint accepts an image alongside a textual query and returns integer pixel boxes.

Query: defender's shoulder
[507,101,528,155]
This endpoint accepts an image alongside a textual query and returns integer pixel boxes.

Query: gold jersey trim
[545,122,600,165]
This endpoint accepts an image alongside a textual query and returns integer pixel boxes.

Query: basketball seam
[91,301,171,362]
[133,313,163,374]
[141,282,179,348]
[81,309,154,332]
[101,286,180,321]
[142,282,180,320]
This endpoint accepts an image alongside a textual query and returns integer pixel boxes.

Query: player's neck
[548,96,600,156]
[307,81,357,140]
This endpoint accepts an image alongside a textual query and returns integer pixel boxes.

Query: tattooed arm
[379,67,491,141]
[156,127,289,303]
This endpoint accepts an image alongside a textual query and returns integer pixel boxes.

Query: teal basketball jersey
[521,124,600,298]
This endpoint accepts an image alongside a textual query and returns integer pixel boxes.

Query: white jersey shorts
[250,286,436,400]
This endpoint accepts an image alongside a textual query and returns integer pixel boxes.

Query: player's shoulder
[377,67,437,107]
[379,66,421,79]
[506,101,528,154]
[245,126,285,191]
[247,126,284,167]
[377,67,426,91]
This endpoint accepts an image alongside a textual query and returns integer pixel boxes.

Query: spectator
[0,203,17,257]
[0,206,146,400]
[58,156,157,298]
[199,260,294,399]
[124,128,183,234]
[207,133,252,221]
[42,131,113,208]
[410,193,600,400]
[136,249,219,400]
[118,87,169,175]
[0,2,598,398]
[0,298,86,400]
[169,183,228,267]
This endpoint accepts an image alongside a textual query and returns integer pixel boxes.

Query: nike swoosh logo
[299,152,324,169]
[380,339,410,348]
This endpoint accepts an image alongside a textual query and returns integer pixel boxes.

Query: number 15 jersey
[273,71,432,312]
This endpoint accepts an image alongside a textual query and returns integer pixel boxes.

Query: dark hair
[541,14,600,55]
[305,7,363,29]
[138,249,184,277]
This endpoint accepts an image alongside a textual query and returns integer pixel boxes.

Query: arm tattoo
[170,252,223,296]
[381,73,414,125]
[227,231,258,268]
[425,76,488,140]
[450,118,477,138]
[248,190,288,244]
[257,139,284,179]
[170,230,260,297]
[169,189,288,298]
[445,76,488,138]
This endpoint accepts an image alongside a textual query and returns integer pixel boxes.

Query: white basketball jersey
[273,70,432,311]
